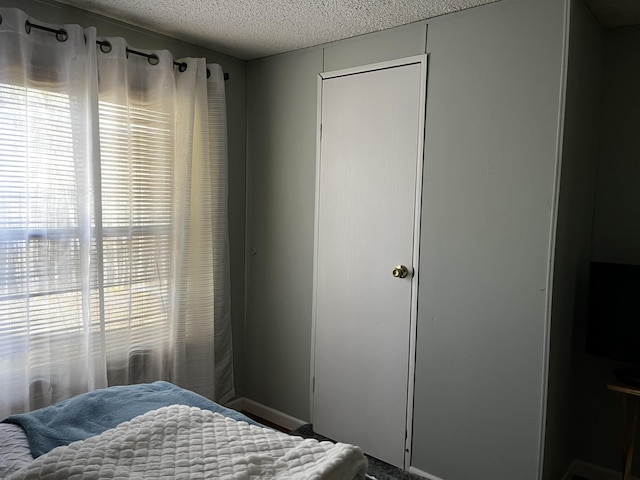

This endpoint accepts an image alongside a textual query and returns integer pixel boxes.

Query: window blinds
[0,82,175,370]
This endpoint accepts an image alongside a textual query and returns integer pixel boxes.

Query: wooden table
[608,382,640,480]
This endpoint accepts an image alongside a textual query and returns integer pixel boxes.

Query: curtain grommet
[99,41,112,54]
[56,30,68,42]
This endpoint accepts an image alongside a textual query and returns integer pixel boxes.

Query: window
[0,9,231,413]
[0,83,84,340]
[0,81,174,372]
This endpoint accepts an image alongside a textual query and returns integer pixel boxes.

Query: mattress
[8,405,367,479]
[0,423,32,478]
[0,383,368,479]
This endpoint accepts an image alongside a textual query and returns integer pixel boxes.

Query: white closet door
[313,57,426,468]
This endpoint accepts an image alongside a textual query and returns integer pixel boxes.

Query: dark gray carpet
[290,424,425,480]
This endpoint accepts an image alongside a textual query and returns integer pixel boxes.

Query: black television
[586,261,640,386]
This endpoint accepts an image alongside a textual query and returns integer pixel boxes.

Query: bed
[0,381,368,479]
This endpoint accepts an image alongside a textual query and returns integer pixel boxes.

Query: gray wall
[2,0,249,397]
[245,0,568,478]
[412,0,566,478]
[544,1,603,479]
[245,48,323,419]
[570,24,640,475]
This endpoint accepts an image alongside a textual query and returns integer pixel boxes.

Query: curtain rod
[24,19,230,81]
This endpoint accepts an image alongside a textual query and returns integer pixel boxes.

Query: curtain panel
[0,7,233,417]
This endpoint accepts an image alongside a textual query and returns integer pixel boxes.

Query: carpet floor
[289,424,425,480]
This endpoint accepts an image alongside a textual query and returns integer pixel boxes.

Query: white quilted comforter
[9,405,368,479]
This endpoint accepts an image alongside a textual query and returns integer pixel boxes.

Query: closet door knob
[392,265,409,279]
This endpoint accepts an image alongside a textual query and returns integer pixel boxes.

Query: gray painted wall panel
[244,49,323,420]
[323,22,426,72]
[411,0,566,478]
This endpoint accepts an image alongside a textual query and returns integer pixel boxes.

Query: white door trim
[309,54,428,470]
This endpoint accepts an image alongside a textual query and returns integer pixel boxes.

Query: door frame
[310,54,428,469]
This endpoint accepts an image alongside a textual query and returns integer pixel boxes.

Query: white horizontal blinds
[0,84,86,351]
[97,46,175,377]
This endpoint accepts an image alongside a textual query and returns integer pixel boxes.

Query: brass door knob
[392,265,409,279]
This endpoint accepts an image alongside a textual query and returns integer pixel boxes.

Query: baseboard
[224,397,306,432]
[408,466,443,480]
[225,397,244,411]
[563,459,640,480]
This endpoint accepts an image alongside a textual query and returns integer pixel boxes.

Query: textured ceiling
[51,0,499,60]
[49,0,640,60]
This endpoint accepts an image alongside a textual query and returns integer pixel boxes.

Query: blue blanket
[2,381,262,458]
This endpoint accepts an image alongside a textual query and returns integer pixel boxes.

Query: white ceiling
[51,0,499,60]
[51,0,640,61]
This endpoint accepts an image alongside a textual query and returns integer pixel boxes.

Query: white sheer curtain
[0,7,233,418]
